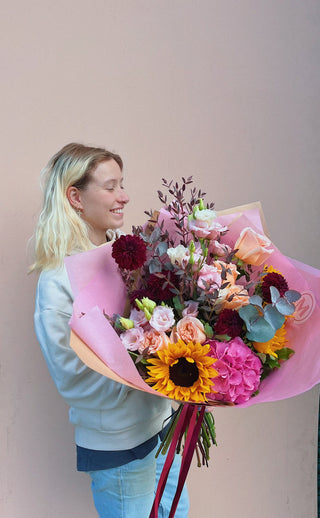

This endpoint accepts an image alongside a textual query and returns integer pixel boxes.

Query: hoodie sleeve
[34,266,130,410]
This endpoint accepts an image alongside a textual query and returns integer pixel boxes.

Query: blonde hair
[30,142,123,272]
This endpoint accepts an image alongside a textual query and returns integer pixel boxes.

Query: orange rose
[212,261,239,286]
[234,227,274,266]
[170,316,206,344]
[218,284,249,311]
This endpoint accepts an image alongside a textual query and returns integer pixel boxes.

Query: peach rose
[170,316,206,344]
[218,284,249,311]
[212,261,239,286]
[138,329,169,354]
[234,227,274,266]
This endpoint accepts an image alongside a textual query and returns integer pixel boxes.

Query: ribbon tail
[168,405,206,518]
[149,404,191,518]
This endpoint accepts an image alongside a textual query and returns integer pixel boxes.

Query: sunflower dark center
[169,357,199,387]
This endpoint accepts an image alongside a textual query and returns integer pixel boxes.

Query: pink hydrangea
[207,337,262,404]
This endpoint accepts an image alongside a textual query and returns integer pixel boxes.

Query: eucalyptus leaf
[264,304,285,329]
[150,226,161,243]
[156,241,168,256]
[270,286,280,304]
[245,317,276,342]
[275,298,295,316]
[249,295,263,308]
[239,304,260,326]
[149,258,162,274]
[285,290,301,303]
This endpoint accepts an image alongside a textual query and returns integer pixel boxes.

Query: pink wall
[1,1,319,517]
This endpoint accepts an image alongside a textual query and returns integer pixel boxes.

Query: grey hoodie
[34,265,171,450]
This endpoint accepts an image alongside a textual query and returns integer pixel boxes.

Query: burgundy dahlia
[112,235,147,270]
[261,272,288,303]
[214,308,244,338]
[147,271,179,302]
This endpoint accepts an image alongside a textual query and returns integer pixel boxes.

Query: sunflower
[253,323,287,357]
[145,339,217,403]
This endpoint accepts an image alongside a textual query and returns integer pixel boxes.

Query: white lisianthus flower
[167,245,190,267]
[193,208,217,225]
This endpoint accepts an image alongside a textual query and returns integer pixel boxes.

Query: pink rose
[197,264,222,292]
[120,327,144,351]
[234,227,274,266]
[182,300,199,318]
[138,329,169,354]
[171,316,206,344]
[149,305,175,332]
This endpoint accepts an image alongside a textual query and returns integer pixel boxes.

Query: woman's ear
[66,186,83,210]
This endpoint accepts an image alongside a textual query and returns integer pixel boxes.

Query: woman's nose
[117,188,130,204]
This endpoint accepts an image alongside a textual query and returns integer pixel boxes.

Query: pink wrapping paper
[65,205,320,407]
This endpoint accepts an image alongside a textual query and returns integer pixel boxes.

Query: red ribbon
[149,404,206,518]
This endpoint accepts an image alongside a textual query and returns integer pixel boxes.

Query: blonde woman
[32,143,189,518]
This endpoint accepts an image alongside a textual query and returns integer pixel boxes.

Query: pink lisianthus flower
[207,337,262,404]
[170,316,206,344]
[120,326,145,351]
[129,307,149,328]
[138,329,169,354]
[188,209,227,240]
[197,264,222,292]
[208,240,231,259]
[149,305,175,333]
[182,300,199,318]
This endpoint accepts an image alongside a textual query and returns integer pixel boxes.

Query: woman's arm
[34,267,130,410]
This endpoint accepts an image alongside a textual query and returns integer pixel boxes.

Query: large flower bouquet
[109,178,300,408]
[65,178,320,518]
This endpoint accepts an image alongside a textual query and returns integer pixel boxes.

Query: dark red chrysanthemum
[261,272,288,303]
[147,271,179,302]
[214,308,244,338]
[112,235,147,271]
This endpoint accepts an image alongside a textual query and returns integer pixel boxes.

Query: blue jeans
[88,443,189,517]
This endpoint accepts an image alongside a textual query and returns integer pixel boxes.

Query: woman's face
[76,159,129,245]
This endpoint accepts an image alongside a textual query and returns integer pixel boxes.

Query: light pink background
[1,2,319,517]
